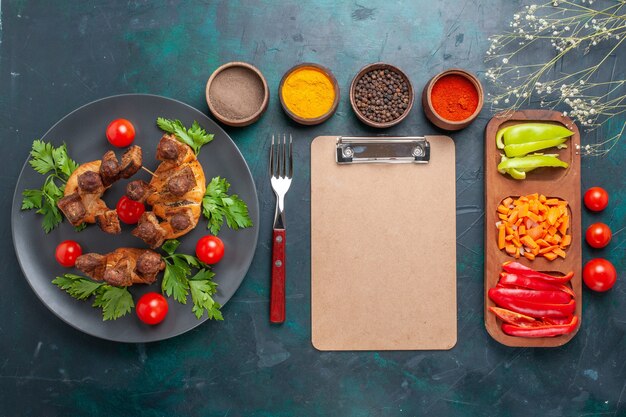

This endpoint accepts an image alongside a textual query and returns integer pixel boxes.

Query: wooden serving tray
[484,110,582,347]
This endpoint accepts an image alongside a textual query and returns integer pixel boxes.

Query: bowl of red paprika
[422,69,483,131]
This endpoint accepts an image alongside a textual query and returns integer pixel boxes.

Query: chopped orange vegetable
[561,235,572,247]
[523,252,536,261]
[521,235,538,249]
[543,252,558,261]
[505,244,516,256]
[527,226,543,241]
[498,225,506,250]
[536,238,550,248]
[496,194,571,262]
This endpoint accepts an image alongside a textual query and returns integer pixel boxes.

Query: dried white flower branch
[485,0,626,156]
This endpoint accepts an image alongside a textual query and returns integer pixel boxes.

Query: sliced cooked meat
[126,180,154,203]
[100,150,120,187]
[120,145,142,179]
[95,210,121,234]
[103,258,133,287]
[132,212,167,248]
[167,166,196,197]
[156,134,184,161]
[136,251,165,278]
[170,211,191,231]
[77,170,103,194]
[57,193,86,226]
[75,253,106,281]
[77,248,163,286]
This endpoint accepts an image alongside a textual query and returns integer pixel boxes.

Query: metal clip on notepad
[336,136,431,164]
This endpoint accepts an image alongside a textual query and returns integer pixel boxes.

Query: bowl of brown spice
[350,63,414,128]
[206,62,269,127]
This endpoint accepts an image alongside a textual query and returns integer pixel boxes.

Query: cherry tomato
[584,187,609,212]
[583,258,617,292]
[55,240,82,267]
[136,292,168,325]
[116,196,145,224]
[585,222,612,249]
[106,118,135,147]
[196,235,225,264]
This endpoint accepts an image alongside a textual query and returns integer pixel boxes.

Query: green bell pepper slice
[496,123,573,149]
[498,154,569,176]
[504,137,568,157]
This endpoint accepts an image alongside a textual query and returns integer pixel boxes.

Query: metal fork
[269,133,293,323]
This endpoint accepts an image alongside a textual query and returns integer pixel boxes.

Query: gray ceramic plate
[11,94,259,343]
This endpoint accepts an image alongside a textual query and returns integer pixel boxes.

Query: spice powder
[430,74,479,121]
[281,67,335,119]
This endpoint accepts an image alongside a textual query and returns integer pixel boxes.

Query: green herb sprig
[52,274,134,321]
[156,117,214,155]
[161,239,222,320]
[21,140,80,233]
[202,177,253,235]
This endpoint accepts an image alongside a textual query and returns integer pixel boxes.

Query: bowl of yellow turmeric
[279,63,340,125]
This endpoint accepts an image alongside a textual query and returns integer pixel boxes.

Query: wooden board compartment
[484,110,582,347]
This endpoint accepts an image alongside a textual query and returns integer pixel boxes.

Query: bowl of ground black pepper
[350,63,414,128]
[206,62,269,127]
[422,68,483,131]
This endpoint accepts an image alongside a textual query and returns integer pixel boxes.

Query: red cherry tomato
[55,240,82,267]
[136,292,168,325]
[583,258,617,292]
[196,236,225,264]
[585,222,612,249]
[116,196,145,224]
[106,118,135,147]
[584,187,609,212]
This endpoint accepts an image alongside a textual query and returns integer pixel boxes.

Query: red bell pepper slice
[502,261,574,283]
[544,316,574,325]
[489,307,539,326]
[499,273,575,297]
[488,288,576,318]
[502,315,579,337]
[490,287,572,304]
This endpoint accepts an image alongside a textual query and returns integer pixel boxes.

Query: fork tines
[270,134,293,179]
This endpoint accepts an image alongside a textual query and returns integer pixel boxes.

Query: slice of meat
[156,134,191,162]
[132,212,167,248]
[136,251,165,282]
[78,248,164,286]
[57,193,86,226]
[120,145,142,179]
[126,180,155,203]
[95,209,121,234]
[167,166,196,197]
[75,253,106,281]
[100,150,120,187]
[170,211,192,231]
[103,257,134,287]
[77,170,104,194]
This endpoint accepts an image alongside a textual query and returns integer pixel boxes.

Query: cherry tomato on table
[584,187,609,212]
[116,196,145,224]
[585,222,612,249]
[106,118,135,147]
[136,292,168,325]
[583,258,617,292]
[196,235,225,264]
[55,240,82,267]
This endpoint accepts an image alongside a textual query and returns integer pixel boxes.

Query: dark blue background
[1,1,624,416]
